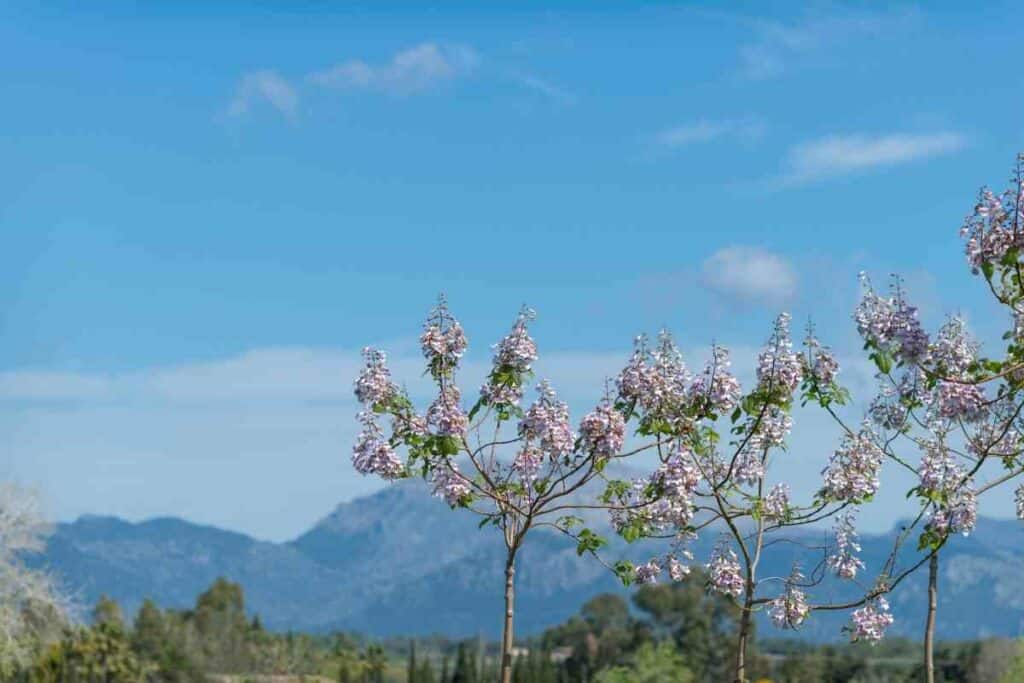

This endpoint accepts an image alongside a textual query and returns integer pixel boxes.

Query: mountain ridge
[32,481,1024,641]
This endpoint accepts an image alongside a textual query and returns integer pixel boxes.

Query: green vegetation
[9,574,1024,682]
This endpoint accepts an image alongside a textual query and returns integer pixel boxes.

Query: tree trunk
[734,591,754,683]
[499,548,517,683]
[924,551,938,683]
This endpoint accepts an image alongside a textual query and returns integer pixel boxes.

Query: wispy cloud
[701,246,797,306]
[307,43,479,95]
[508,71,576,105]
[227,70,299,119]
[653,119,765,151]
[737,9,916,80]
[777,132,967,186]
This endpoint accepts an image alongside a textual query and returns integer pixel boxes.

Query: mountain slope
[32,482,1024,641]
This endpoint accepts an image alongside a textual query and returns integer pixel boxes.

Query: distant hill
[31,481,1024,641]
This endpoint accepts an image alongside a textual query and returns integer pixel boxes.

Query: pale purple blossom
[929,488,977,537]
[931,317,978,376]
[689,345,742,415]
[354,347,396,406]
[708,544,745,598]
[480,309,539,406]
[769,570,810,630]
[855,275,929,363]
[968,420,1023,460]
[352,412,404,479]
[822,425,884,503]
[668,554,691,582]
[850,596,894,644]
[426,386,468,437]
[805,333,840,386]
[420,299,468,375]
[635,560,662,584]
[431,463,471,507]
[761,483,790,521]
[519,381,575,458]
[757,313,803,394]
[828,510,865,580]
[579,400,626,460]
[1015,484,1024,520]
[617,331,691,419]
[960,160,1024,274]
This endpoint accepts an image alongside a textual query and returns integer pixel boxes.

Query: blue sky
[2,2,1022,540]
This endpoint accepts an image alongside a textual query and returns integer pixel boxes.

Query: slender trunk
[499,547,517,683]
[734,590,754,683]
[924,551,938,683]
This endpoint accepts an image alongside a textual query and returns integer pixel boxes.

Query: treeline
[11,578,377,682]
[10,574,1024,682]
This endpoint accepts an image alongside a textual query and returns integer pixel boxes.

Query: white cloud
[701,246,798,305]
[654,119,765,150]
[509,72,576,105]
[779,132,966,185]
[737,9,914,80]
[307,43,479,95]
[227,70,299,119]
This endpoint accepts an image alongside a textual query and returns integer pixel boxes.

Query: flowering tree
[843,153,1024,683]
[571,307,974,683]
[588,315,863,682]
[0,483,69,675]
[352,299,658,683]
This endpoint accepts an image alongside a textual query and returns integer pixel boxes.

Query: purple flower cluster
[757,313,804,394]
[420,300,468,374]
[931,317,978,375]
[850,597,894,644]
[426,386,468,437]
[708,544,744,598]
[804,333,840,386]
[430,463,471,507]
[968,420,1022,460]
[667,553,691,581]
[1016,484,1024,520]
[855,275,929,363]
[690,345,743,415]
[354,347,397,406]
[960,163,1024,274]
[615,449,701,534]
[635,559,662,584]
[518,381,575,458]
[929,488,978,537]
[511,445,543,486]
[480,310,538,406]
[352,412,404,480]
[828,511,865,580]
[918,442,961,496]
[761,483,790,521]
[769,570,810,630]
[934,381,987,422]
[616,331,693,420]
[579,400,626,461]
[822,425,883,503]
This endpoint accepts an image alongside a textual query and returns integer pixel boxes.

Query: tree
[0,483,69,676]
[131,598,165,662]
[31,622,147,682]
[841,152,1024,683]
[585,314,924,681]
[352,300,674,683]
[93,594,125,631]
[450,641,477,683]
[594,641,694,683]
[631,571,742,682]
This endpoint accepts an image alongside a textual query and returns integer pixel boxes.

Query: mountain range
[31,481,1024,642]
